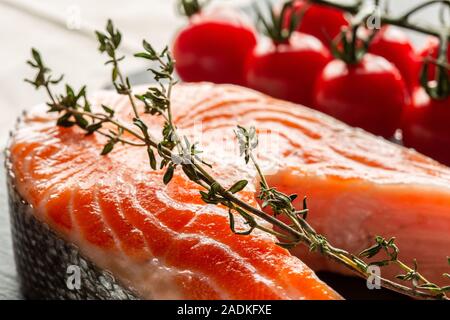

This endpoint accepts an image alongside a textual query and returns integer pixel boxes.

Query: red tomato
[173,7,257,86]
[402,87,450,166]
[418,36,450,81]
[369,26,421,92]
[313,53,409,138]
[244,32,331,106]
[284,0,349,47]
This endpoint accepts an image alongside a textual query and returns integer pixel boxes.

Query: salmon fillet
[8,83,342,300]
[9,82,450,298]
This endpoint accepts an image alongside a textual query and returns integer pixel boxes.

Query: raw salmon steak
[8,83,450,299]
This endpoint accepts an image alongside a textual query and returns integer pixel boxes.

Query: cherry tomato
[418,36,450,81]
[283,0,349,47]
[244,32,331,106]
[402,87,450,166]
[369,26,421,92]
[173,7,257,86]
[313,53,409,138]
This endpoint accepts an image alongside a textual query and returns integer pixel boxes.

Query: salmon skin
[7,82,450,299]
[6,158,137,299]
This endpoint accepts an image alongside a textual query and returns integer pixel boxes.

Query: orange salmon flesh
[9,83,450,299]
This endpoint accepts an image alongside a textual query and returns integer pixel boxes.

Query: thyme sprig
[255,1,300,44]
[25,20,449,300]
